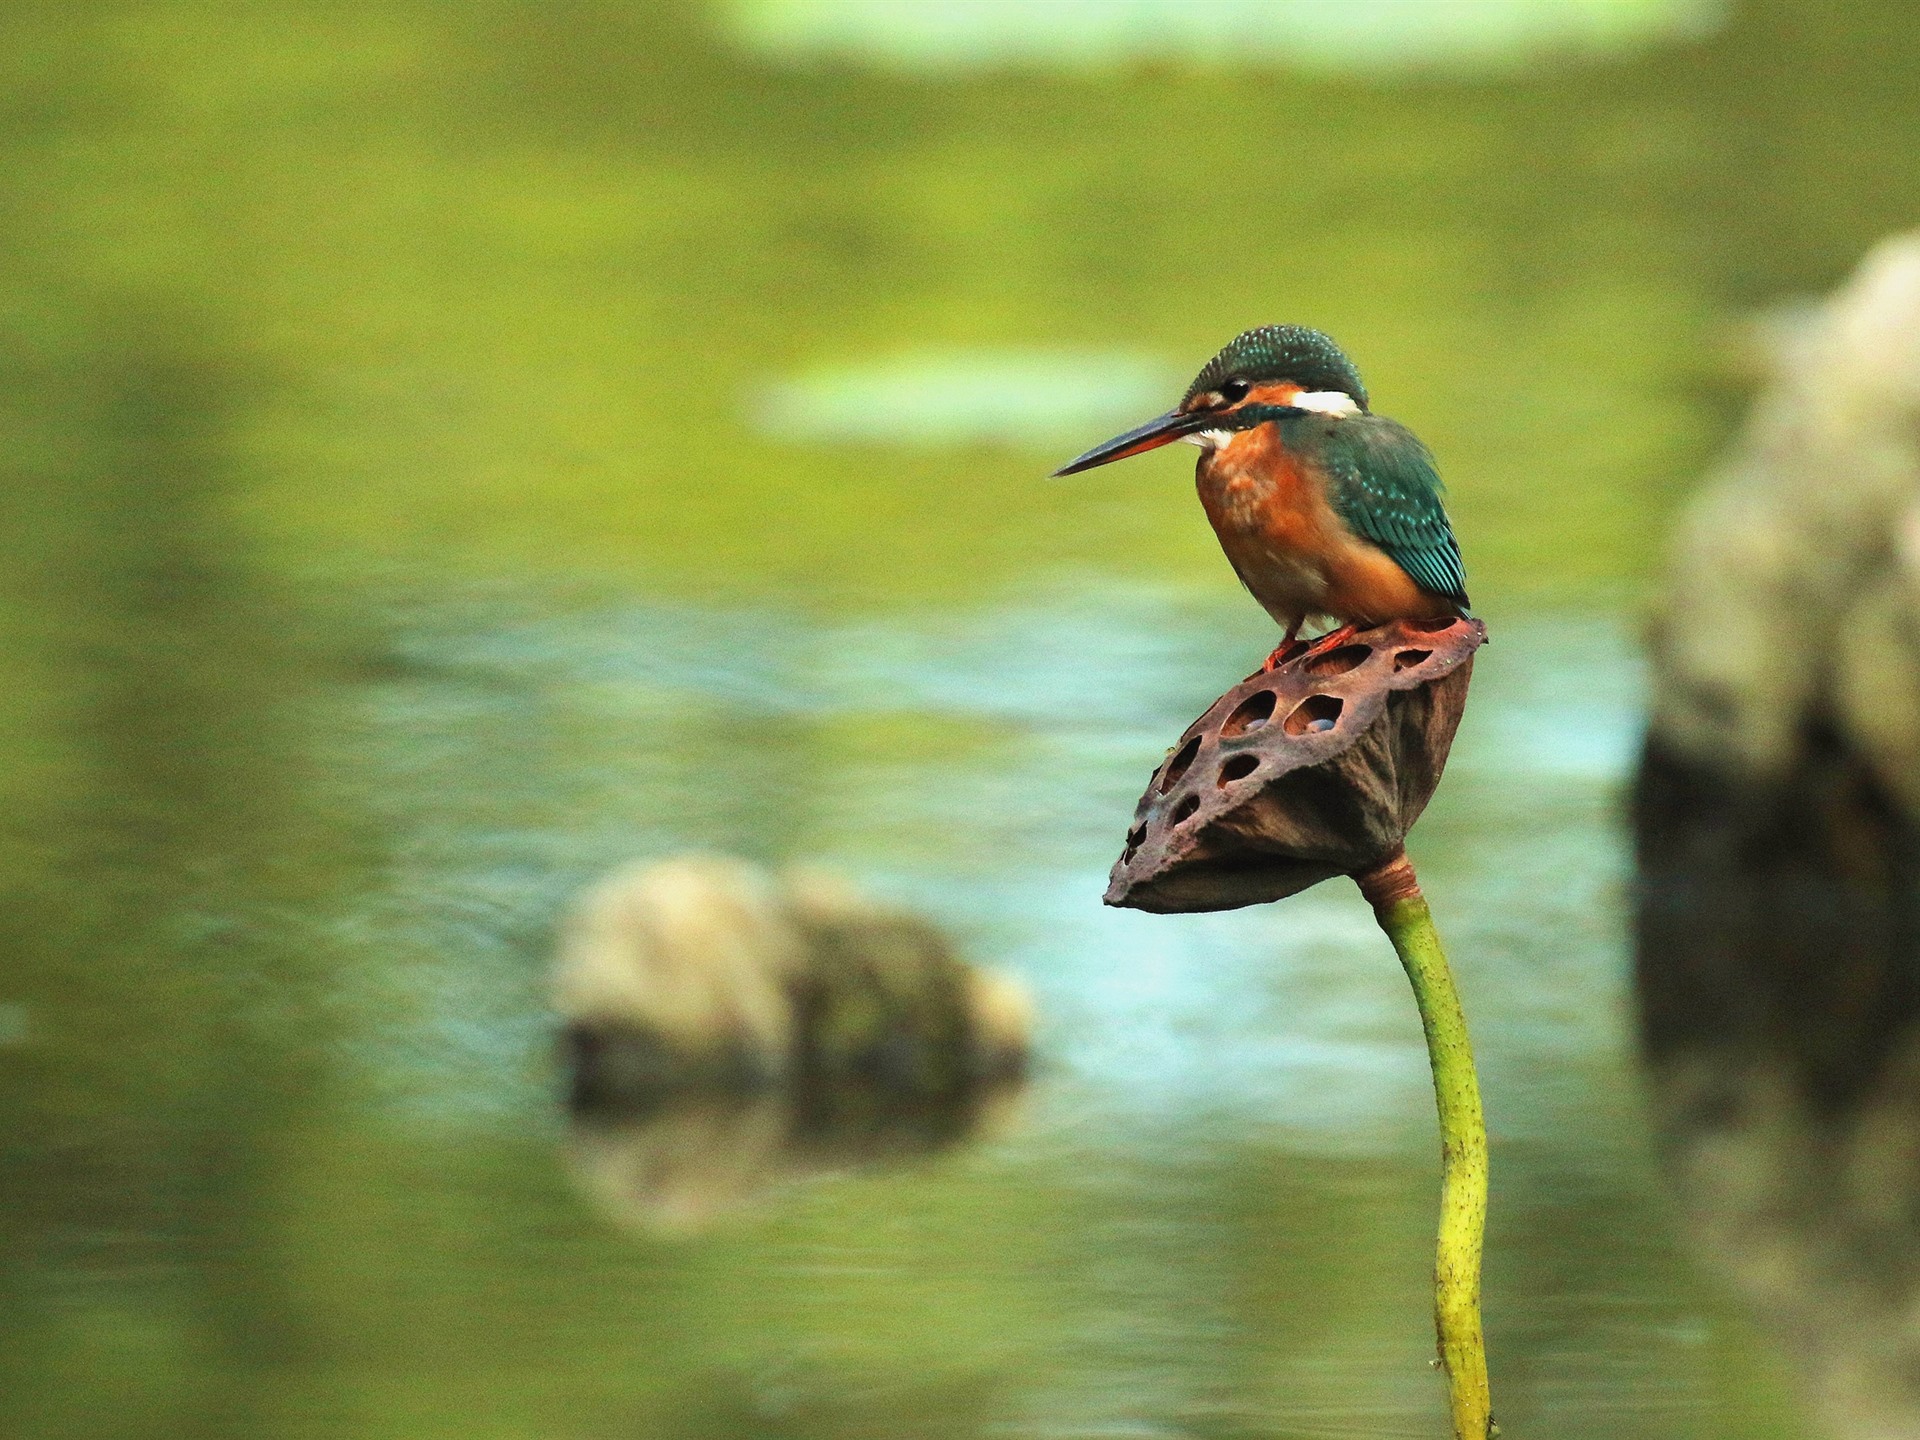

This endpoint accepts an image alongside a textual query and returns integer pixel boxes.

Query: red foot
[1260,623,1362,673]
[1305,623,1360,654]
[1260,639,1309,673]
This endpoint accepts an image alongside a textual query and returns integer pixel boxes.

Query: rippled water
[376,591,1635,1146]
[3,568,1796,1439]
[192,587,1753,1438]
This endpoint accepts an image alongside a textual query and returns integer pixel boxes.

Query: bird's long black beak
[1051,409,1207,476]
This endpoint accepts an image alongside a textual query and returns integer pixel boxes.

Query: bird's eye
[1219,379,1251,404]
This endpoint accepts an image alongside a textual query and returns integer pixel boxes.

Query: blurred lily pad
[726,0,1724,72]
[754,350,1180,447]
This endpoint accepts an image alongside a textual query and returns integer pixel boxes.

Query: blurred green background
[2,1,1914,1435]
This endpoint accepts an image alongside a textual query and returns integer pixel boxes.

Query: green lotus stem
[1357,848,1494,1440]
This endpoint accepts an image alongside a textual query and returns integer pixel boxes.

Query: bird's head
[1052,325,1367,476]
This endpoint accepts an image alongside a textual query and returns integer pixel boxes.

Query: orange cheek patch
[1246,382,1304,408]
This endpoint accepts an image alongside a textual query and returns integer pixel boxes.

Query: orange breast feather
[1203,426,1445,625]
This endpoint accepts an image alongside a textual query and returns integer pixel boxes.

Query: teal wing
[1320,416,1470,611]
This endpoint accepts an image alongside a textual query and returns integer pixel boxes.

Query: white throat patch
[1291,390,1360,417]
[1183,429,1234,450]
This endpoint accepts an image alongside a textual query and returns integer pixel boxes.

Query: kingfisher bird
[1054,325,1469,662]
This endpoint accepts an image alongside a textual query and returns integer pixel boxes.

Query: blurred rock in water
[1637,233,1920,1436]
[554,856,1028,1233]
[554,856,1030,1109]
[555,856,807,1096]
[783,867,1033,1093]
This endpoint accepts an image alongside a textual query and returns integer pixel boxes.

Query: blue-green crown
[1185,325,1367,411]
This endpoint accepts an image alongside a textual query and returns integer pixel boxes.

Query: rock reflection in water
[565,1082,1022,1236]
[555,856,1031,1232]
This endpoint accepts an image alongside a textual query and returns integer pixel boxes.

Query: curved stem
[1355,848,1494,1440]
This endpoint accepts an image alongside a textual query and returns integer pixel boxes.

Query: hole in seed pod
[1406,616,1459,633]
[1217,754,1259,786]
[1159,736,1201,793]
[1283,694,1344,736]
[1303,644,1371,677]
[1171,793,1200,826]
[1221,690,1278,737]
[1393,648,1433,671]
